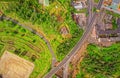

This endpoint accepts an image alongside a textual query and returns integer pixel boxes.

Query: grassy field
[77,43,120,78]
[0,20,52,78]
[0,0,83,61]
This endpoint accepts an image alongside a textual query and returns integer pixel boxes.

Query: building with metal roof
[39,0,49,6]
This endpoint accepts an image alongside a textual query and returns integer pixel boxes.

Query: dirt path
[0,14,57,66]
[70,42,89,78]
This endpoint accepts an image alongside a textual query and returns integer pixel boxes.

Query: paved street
[44,0,104,78]
[87,0,93,24]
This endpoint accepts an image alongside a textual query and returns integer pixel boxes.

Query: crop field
[0,20,52,78]
[0,51,34,78]
[0,0,83,61]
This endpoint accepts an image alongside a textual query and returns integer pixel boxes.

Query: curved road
[44,0,104,78]
[87,0,93,24]
[1,15,57,64]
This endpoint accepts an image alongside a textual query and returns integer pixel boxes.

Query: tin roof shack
[104,0,112,6]
[72,13,86,29]
[60,27,69,35]
[103,0,120,14]
[104,14,113,23]
[72,0,87,10]
[90,10,120,46]
[38,0,49,6]
[60,25,71,38]
[105,23,113,30]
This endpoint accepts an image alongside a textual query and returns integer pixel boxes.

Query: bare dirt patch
[0,51,34,78]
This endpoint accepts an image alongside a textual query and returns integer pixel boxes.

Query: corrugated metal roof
[113,0,120,4]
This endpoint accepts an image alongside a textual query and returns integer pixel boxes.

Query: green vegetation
[77,44,120,78]
[0,20,52,77]
[56,29,83,60]
[0,0,83,61]
[106,10,120,18]
[112,18,118,30]
[0,44,4,56]
[94,0,99,3]
[105,10,119,30]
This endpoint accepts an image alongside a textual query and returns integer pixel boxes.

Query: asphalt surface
[62,0,94,77]
[1,15,57,64]
[44,0,104,78]
[63,61,69,78]
[87,0,93,24]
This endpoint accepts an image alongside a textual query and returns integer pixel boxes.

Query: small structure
[60,26,69,35]
[104,14,112,23]
[72,13,86,29]
[60,23,71,38]
[104,0,112,6]
[0,51,34,78]
[72,0,87,10]
[38,0,49,6]
[103,0,120,14]
[90,11,120,46]
[105,23,113,30]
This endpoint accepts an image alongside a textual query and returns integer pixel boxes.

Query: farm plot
[0,20,52,78]
[0,0,83,61]
[0,51,34,78]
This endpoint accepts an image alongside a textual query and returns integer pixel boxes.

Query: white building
[39,0,49,6]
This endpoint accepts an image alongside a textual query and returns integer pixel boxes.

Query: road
[63,61,69,78]
[44,0,104,78]
[87,0,93,24]
[1,15,57,65]
[62,0,94,77]
[102,5,120,15]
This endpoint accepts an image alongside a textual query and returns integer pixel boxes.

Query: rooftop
[103,0,120,14]
[112,0,120,4]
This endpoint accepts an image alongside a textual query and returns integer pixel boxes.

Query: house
[103,0,120,13]
[60,26,69,35]
[72,0,87,10]
[72,13,86,29]
[105,23,113,30]
[104,14,112,23]
[104,0,112,6]
[38,0,49,6]
[90,13,120,46]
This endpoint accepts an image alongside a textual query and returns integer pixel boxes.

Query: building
[38,0,49,6]
[103,0,120,14]
[72,0,87,10]
[72,13,86,29]
[90,11,120,46]
[60,26,69,35]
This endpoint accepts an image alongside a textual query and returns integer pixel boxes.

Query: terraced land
[0,0,83,61]
[0,20,52,78]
